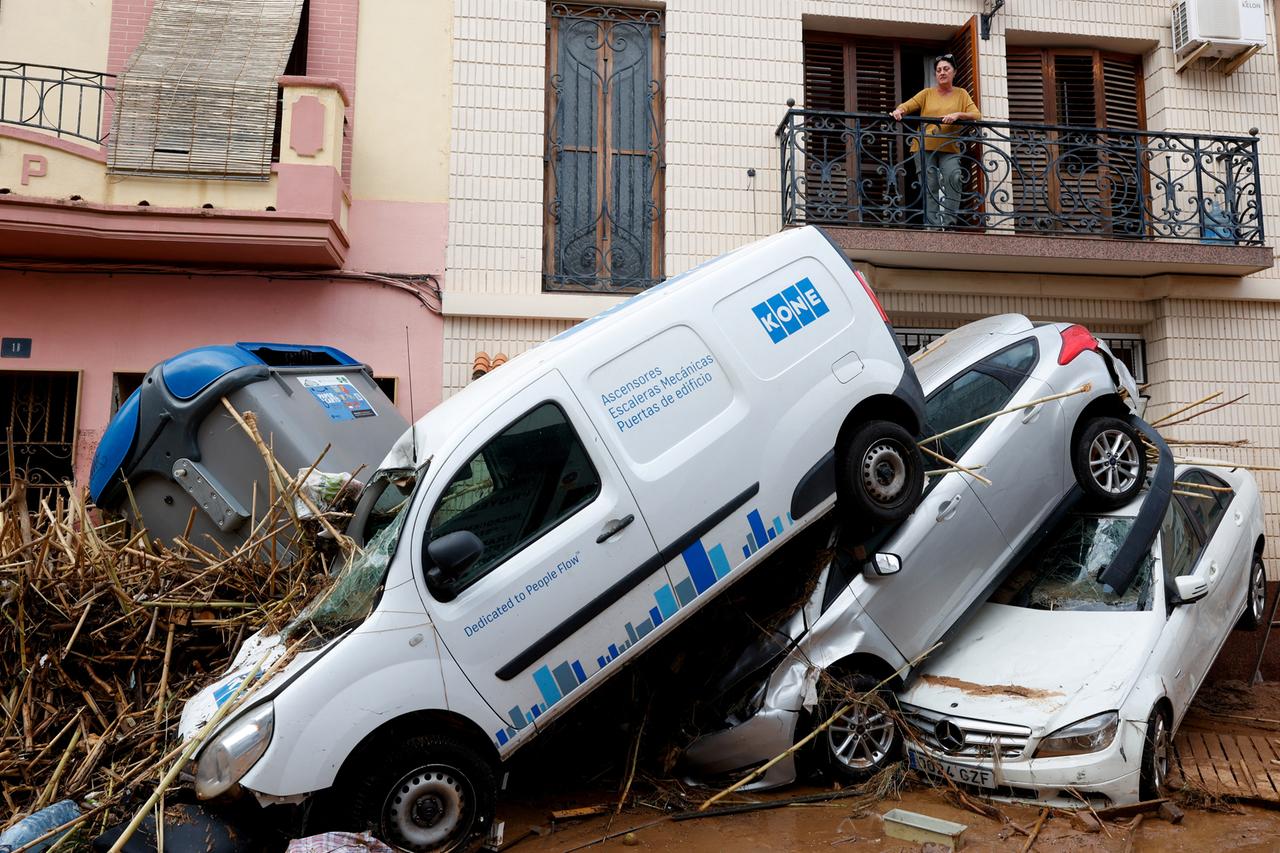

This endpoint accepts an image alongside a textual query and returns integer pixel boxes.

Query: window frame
[922,337,1039,463]
[423,399,604,598]
[543,3,666,294]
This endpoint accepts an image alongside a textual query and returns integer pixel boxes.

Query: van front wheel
[840,420,924,526]
[347,734,496,852]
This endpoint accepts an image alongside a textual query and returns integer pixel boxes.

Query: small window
[1177,469,1234,541]
[983,339,1038,376]
[1160,500,1203,579]
[112,372,145,414]
[426,403,601,596]
[373,376,398,405]
[925,370,1013,460]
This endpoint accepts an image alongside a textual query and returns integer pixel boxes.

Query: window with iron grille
[544,4,664,293]
[896,327,1146,384]
[1,371,80,510]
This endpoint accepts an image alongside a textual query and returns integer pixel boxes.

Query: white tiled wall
[449,1,1280,572]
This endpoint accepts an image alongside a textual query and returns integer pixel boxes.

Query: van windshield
[285,465,423,643]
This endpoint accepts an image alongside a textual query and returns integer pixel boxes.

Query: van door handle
[936,495,961,522]
[597,514,636,543]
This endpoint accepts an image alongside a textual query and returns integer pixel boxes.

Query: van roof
[381,226,838,470]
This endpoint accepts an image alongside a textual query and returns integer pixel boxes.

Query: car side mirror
[1174,574,1209,605]
[867,553,902,576]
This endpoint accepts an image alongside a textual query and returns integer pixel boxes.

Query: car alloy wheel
[1149,713,1169,791]
[1252,561,1267,623]
[381,763,471,851]
[1087,427,1142,495]
[826,696,897,772]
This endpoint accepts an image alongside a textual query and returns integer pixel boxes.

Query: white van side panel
[240,584,504,796]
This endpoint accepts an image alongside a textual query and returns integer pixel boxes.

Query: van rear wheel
[345,734,496,852]
[840,420,924,526]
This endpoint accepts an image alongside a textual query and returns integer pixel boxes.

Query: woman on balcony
[891,54,981,229]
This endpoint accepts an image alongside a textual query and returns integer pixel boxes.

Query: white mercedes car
[899,463,1266,806]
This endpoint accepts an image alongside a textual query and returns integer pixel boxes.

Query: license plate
[907,747,996,789]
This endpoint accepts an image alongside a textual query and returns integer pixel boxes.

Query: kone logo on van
[751,277,830,344]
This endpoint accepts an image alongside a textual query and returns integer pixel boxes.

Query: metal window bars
[0,61,115,144]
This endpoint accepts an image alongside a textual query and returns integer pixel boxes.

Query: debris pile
[0,474,338,841]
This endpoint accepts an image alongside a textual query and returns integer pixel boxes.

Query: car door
[416,370,663,743]
[1155,499,1208,714]
[1176,470,1246,670]
[857,361,1014,660]
[959,338,1068,549]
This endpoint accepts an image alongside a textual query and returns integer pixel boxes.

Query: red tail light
[854,270,889,322]
[1058,324,1099,365]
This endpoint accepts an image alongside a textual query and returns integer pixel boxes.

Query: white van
[177,226,925,851]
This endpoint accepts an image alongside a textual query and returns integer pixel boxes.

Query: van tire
[345,733,496,853]
[815,671,902,783]
[840,420,924,526]
[1073,416,1146,509]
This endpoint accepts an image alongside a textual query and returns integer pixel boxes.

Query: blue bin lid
[90,342,359,504]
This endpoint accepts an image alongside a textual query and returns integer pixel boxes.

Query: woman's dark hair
[934,53,957,70]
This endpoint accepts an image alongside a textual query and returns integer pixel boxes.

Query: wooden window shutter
[944,16,981,106]
[108,0,306,180]
[1100,55,1143,130]
[1006,48,1046,123]
[803,39,846,112]
[851,41,898,113]
[801,37,850,219]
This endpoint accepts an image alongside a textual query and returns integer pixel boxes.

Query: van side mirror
[867,553,902,576]
[427,530,484,576]
[1174,574,1209,605]
[424,531,485,600]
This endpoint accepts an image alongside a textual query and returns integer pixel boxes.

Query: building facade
[446,0,1280,585]
[0,0,450,494]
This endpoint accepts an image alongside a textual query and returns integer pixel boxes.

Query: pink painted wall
[0,271,443,485]
[346,200,448,273]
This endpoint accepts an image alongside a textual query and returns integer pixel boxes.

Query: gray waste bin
[90,342,409,553]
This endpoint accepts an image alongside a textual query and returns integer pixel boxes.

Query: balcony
[0,63,349,268]
[777,109,1272,277]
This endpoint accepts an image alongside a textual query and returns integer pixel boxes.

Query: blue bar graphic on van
[751,277,829,344]
[682,541,718,594]
[494,502,799,748]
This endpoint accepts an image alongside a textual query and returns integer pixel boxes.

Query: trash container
[90,342,409,552]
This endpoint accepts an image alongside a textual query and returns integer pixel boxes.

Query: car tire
[1237,553,1268,631]
[343,733,496,853]
[1072,416,1147,509]
[815,672,902,784]
[1139,706,1171,801]
[840,420,925,526]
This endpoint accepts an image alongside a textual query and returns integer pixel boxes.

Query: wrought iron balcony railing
[778,109,1265,246]
[0,61,115,144]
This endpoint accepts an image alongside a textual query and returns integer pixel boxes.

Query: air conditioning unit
[1172,0,1266,60]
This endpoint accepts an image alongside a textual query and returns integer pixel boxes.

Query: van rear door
[414,370,667,747]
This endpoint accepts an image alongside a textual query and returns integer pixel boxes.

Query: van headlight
[1035,711,1119,758]
[194,703,274,798]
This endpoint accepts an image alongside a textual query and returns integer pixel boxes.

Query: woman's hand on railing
[891,108,904,121]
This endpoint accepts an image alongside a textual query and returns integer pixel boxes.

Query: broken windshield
[284,466,423,643]
[992,515,1154,612]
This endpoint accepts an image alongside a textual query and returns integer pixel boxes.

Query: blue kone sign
[751,277,830,344]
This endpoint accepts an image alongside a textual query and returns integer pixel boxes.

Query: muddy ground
[493,681,1280,852]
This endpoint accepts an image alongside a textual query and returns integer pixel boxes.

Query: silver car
[684,314,1144,788]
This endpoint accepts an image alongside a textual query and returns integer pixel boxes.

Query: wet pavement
[497,784,1280,851]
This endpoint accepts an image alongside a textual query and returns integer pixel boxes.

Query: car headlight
[1035,711,1119,758]
[194,703,274,799]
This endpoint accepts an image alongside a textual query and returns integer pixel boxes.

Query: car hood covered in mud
[898,603,1163,730]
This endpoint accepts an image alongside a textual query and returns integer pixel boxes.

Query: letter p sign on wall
[21,154,47,186]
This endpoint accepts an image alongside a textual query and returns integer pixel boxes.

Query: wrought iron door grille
[1,371,79,509]
[544,4,665,293]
